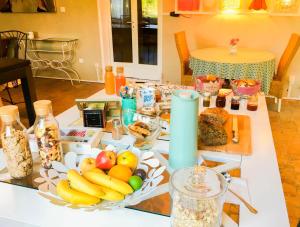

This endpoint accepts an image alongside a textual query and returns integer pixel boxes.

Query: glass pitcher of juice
[115,66,126,96]
[105,65,115,95]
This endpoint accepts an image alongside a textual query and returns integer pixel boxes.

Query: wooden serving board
[199,114,252,156]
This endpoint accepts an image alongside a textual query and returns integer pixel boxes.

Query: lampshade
[177,0,200,11]
[249,0,268,10]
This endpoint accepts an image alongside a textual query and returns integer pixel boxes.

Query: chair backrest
[276,33,300,81]
[0,30,27,59]
[174,31,190,65]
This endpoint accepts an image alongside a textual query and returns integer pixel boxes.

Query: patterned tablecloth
[189,47,276,94]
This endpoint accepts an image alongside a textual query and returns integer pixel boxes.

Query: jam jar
[216,94,226,108]
[231,96,240,110]
[203,92,211,107]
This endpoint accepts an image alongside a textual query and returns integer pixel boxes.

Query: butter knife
[232,115,239,143]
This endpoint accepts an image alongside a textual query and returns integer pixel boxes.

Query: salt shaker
[112,119,122,140]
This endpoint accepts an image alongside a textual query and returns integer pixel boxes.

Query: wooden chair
[269,33,300,112]
[0,30,28,104]
[174,31,193,86]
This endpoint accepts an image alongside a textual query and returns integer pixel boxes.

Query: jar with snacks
[33,100,62,169]
[159,106,171,134]
[231,96,240,110]
[203,92,211,107]
[0,106,33,179]
[170,166,228,227]
[216,94,226,108]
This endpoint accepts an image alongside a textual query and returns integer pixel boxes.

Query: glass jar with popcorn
[169,166,228,227]
[0,105,33,179]
[33,100,62,169]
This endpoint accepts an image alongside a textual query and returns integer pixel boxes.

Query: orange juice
[115,66,126,96]
[105,65,115,95]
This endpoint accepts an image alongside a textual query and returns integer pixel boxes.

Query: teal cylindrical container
[169,90,199,170]
[121,98,136,126]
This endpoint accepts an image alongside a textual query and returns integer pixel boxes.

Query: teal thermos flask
[169,90,199,170]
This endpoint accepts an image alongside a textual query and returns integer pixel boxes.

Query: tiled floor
[0,78,299,226]
[267,99,300,227]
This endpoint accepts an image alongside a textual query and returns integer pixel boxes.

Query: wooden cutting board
[199,114,252,155]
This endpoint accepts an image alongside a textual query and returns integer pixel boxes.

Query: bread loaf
[199,108,229,146]
[201,108,229,125]
[199,120,227,146]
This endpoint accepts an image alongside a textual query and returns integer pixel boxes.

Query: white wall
[162,1,300,97]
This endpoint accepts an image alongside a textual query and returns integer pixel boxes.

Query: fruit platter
[34,145,166,210]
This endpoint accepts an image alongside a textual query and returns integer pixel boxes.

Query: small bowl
[123,113,161,150]
[194,75,224,95]
[231,79,261,96]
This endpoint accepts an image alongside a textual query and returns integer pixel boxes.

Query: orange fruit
[108,165,132,182]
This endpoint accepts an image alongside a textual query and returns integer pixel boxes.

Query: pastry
[128,121,151,139]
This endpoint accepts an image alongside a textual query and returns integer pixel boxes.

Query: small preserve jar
[231,96,240,110]
[33,100,62,169]
[216,94,226,108]
[170,166,228,227]
[203,92,211,107]
[0,106,33,179]
[112,119,122,140]
[247,94,258,111]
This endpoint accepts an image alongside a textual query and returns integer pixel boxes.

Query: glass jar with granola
[170,166,228,227]
[33,100,62,169]
[0,106,33,179]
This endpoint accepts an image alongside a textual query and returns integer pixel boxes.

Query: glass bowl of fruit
[231,79,261,97]
[122,111,161,150]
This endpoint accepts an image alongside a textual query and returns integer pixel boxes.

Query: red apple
[96,151,116,170]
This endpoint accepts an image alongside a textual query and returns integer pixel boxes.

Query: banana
[67,169,104,198]
[83,168,134,195]
[98,185,124,201]
[56,180,100,205]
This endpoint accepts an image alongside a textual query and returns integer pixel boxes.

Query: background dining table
[189,47,276,94]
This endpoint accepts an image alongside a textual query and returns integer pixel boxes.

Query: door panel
[104,0,162,81]
[137,0,158,65]
[110,0,133,63]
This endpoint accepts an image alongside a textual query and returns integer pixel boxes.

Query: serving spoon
[222,172,258,214]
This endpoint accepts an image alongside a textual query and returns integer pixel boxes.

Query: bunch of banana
[56,169,128,205]
[56,180,100,205]
[83,168,134,195]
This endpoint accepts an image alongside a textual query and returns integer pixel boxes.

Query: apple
[96,150,116,170]
[117,151,138,171]
[80,158,96,174]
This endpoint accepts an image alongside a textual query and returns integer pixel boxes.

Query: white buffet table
[0,90,289,227]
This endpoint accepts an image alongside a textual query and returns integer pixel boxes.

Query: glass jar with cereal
[170,166,228,227]
[0,106,33,179]
[33,100,62,169]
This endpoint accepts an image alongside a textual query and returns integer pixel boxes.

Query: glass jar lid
[232,96,240,101]
[0,105,19,120]
[170,166,228,200]
[34,100,52,116]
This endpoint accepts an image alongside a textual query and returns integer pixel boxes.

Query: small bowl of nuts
[124,113,161,150]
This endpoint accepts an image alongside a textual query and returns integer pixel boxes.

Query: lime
[128,176,143,191]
